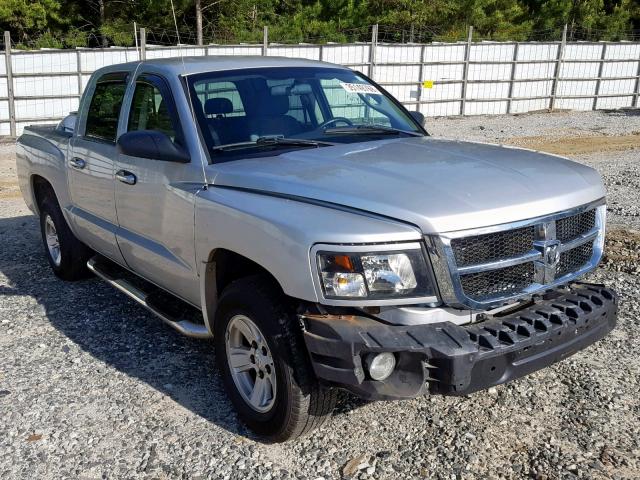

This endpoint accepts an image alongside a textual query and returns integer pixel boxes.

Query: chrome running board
[87,256,211,339]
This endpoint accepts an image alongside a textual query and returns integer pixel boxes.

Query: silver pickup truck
[16,56,617,442]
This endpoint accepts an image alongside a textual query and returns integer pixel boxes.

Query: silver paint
[15,57,610,334]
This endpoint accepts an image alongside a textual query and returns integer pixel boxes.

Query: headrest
[270,83,312,96]
[259,95,289,116]
[204,97,233,115]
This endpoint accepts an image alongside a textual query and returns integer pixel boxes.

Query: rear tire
[214,275,337,442]
[38,196,92,281]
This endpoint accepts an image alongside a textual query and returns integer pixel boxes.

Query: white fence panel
[517,43,558,61]
[1,39,639,135]
[207,46,263,56]
[376,45,422,63]
[12,51,77,74]
[596,95,635,109]
[15,97,79,121]
[14,75,77,97]
[470,43,514,62]
[511,98,550,113]
[376,64,420,83]
[322,44,369,65]
[268,46,320,60]
[80,49,139,72]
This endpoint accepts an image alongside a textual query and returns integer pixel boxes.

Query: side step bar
[87,257,211,339]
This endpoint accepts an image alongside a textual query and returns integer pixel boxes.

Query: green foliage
[0,0,637,48]
[0,0,66,40]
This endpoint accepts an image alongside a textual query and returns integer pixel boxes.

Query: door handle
[69,157,86,169]
[115,170,137,185]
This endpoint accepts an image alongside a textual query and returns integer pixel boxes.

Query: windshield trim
[323,124,424,137]
[210,136,336,152]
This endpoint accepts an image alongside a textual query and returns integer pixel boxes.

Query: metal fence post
[633,49,640,108]
[4,31,16,137]
[140,27,146,61]
[415,44,426,112]
[460,26,473,116]
[262,26,268,56]
[592,43,607,111]
[369,24,378,79]
[506,42,520,114]
[550,24,567,111]
[76,49,83,101]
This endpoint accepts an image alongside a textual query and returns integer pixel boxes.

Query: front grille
[556,209,596,242]
[460,262,534,301]
[451,226,534,267]
[443,205,602,307]
[557,242,594,278]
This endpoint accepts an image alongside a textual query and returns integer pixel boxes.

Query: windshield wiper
[211,135,334,152]
[324,124,423,137]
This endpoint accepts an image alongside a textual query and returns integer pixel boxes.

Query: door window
[128,80,178,141]
[85,75,128,142]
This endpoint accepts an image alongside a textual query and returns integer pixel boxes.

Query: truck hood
[207,137,605,234]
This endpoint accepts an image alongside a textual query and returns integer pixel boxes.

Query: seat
[204,97,248,145]
[246,94,303,138]
[204,98,233,118]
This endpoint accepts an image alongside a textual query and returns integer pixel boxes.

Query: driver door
[114,74,203,306]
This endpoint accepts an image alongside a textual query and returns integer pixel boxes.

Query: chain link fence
[1,24,639,136]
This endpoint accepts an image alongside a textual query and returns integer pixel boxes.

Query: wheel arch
[30,174,57,214]
[200,248,287,337]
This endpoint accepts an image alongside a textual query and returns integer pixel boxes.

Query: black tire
[39,195,93,281]
[214,275,337,442]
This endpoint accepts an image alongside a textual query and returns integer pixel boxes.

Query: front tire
[38,196,92,280]
[214,275,337,442]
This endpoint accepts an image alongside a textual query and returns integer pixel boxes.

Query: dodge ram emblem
[544,241,561,268]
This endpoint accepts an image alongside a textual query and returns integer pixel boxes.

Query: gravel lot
[1,110,639,480]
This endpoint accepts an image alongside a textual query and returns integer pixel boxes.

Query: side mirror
[410,110,425,127]
[117,130,190,163]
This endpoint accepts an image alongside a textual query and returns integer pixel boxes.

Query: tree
[0,0,66,42]
[0,0,636,48]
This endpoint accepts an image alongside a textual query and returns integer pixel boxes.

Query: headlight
[317,248,434,300]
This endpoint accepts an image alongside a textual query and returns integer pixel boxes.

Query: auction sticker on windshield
[340,83,381,95]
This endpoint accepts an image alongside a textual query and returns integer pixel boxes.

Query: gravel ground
[1,110,639,480]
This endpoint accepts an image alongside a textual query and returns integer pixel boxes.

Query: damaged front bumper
[301,283,617,400]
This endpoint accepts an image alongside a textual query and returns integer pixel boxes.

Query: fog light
[365,352,396,381]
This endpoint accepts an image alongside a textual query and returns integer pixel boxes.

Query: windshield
[186,67,424,160]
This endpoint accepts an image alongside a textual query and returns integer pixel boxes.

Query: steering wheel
[318,117,354,130]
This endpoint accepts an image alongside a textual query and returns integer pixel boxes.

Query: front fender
[195,186,422,304]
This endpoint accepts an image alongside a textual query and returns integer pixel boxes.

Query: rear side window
[85,74,128,142]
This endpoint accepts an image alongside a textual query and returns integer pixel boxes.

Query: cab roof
[95,55,349,77]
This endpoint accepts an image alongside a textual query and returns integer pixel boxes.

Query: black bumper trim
[301,284,617,400]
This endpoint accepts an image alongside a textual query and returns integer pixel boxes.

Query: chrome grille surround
[427,200,606,310]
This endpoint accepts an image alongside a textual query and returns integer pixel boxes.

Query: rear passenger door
[114,74,202,306]
[68,72,128,264]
